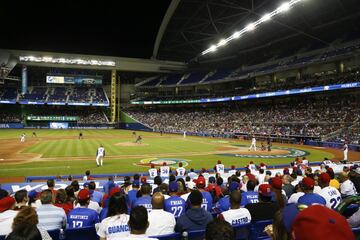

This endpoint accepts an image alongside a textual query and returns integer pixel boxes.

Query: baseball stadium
[0,0,360,240]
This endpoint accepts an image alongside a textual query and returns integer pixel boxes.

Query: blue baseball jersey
[201,191,213,212]
[67,207,99,229]
[241,191,259,206]
[164,195,186,218]
[99,207,108,222]
[133,196,152,212]
[215,195,230,212]
[298,193,326,206]
[127,189,138,208]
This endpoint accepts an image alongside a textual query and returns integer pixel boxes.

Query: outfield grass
[0,129,334,177]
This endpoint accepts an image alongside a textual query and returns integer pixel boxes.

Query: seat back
[47,229,60,240]
[65,226,99,240]
[233,223,251,240]
[250,220,273,240]
[150,232,181,240]
[187,229,206,240]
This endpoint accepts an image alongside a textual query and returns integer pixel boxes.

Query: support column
[21,65,28,94]
[110,69,117,123]
[117,75,121,123]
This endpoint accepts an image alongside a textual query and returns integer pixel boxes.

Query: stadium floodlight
[260,13,272,22]
[209,45,217,52]
[232,31,241,39]
[200,0,306,56]
[217,39,227,47]
[277,2,291,13]
[245,23,256,31]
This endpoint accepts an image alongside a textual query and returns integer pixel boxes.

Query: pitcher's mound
[115,142,149,147]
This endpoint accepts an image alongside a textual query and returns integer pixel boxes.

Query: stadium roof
[1,0,360,68]
[156,0,360,64]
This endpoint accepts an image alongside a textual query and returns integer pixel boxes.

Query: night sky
[0,1,171,58]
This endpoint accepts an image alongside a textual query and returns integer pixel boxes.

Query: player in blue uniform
[164,182,186,218]
[67,189,99,229]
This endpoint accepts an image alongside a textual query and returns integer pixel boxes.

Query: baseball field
[0,129,357,181]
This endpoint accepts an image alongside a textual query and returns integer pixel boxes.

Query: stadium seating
[249,220,273,240]
[65,226,99,240]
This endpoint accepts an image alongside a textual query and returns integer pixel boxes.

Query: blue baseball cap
[132,180,140,187]
[83,182,89,188]
[229,182,240,192]
[169,182,178,192]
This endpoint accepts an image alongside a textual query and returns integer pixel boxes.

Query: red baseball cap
[270,177,283,190]
[141,176,147,184]
[109,187,120,197]
[318,173,331,184]
[77,189,90,201]
[0,196,15,212]
[292,205,355,240]
[301,177,315,190]
[196,176,206,188]
[258,184,272,197]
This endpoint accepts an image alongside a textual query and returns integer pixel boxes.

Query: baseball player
[20,133,26,143]
[343,142,348,161]
[96,145,105,167]
[215,160,225,174]
[148,164,158,178]
[183,131,187,138]
[248,136,256,151]
[176,162,186,177]
[160,162,170,178]
[134,135,142,144]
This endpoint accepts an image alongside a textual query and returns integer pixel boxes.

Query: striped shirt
[36,204,67,230]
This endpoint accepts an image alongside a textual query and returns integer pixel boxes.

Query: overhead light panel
[201,0,306,56]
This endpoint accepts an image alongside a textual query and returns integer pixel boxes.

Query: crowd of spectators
[127,94,360,142]
[0,159,359,239]
[0,113,21,123]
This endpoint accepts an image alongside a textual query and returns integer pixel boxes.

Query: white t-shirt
[122,234,157,240]
[0,210,17,235]
[146,209,176,236]
[313,186,322,194]
[160,166,170,178]
[97,147,105,156]
[216,164,225,174]
[97,214,130,239]
[288,192,305,204]
[318,186,342,209]
[148,168,158,178]
[221,208,252,226]
[75,200,101,214]
[188,172,198,179]
[341,179,357,196]
[176,167,186,177]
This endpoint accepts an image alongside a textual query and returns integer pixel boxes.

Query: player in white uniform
[20,133,26,143]
[215,160,225,174]
[247,161,257,173]
[96,145,105,167]
[318,173,341,209]
[160,162,170,178]
[248,136,256,151]
[183,131,186,138]
[176,162,186,177]
[343,142,348,161]
[228,165,237,176]
[148,164,158,178]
